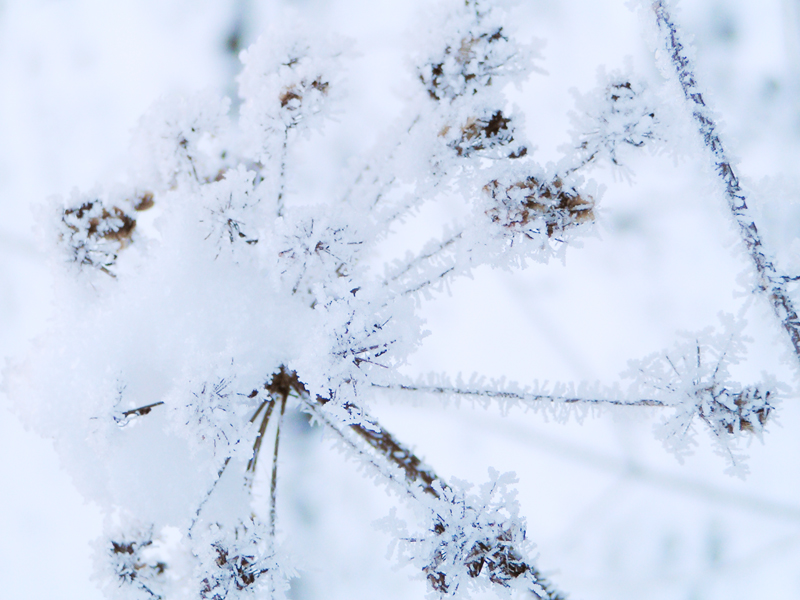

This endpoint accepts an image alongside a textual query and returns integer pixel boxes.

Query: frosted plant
[622,316,778,476]
[5,1,798,599]
[104,524,166,600]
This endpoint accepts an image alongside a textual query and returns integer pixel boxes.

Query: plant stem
[652,0,800,363]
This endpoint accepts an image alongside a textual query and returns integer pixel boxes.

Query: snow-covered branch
[651,0,800,363]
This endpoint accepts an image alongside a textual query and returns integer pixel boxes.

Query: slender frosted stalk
[651,0,800,362]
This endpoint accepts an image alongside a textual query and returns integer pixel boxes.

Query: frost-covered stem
[341,115,420,209]
[269,394,287,540]
[247,399,276,477]
[561,144,600,177]
[387,232,463,286]
[350,416,440,498]
[385,232,467,297]
[299,390,565,599]
[179,136,201,183]
[302,395,441,500]
[402,266,457,296]
[189,456,231,536]
[652,0,800,362]
[377,382,666,407]
[341,160,396,210]
[276,129,289,217]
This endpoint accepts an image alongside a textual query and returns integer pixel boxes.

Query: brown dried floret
[201,542,267,598]
[447,110,518,157]
[108,533,166,590]
[63,202,136,245]
[484,176,595,237]
[61,199,137,275]
[698,386,773,436]
[279,86,303,108]
[279,77,329,109]
[310,78,329,95]
[424,525,530,593]
[421,28,509,101]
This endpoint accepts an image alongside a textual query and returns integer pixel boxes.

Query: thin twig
[374,382,666,407]
[121,401,165,418]
[350,415,440,498]
[340,115,420,208]
[302,393,441,500]
[652,0,800,362]
[276,129,289,217]
[402,267,456,297]
[269,394,287,540]
[386,232,463,285]
[189,457,232,536]
[247,399,276,477]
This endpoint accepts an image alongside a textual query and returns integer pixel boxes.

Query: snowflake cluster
[200,167,264,255]
[131,91,231,189]
[173,375,258,469]
[237,31,345,165]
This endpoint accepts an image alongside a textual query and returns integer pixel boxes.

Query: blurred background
[2,0,800,599]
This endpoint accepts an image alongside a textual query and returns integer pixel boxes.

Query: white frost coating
[412,0,535,102]
[3,1,783,598]
[199,166,265,257]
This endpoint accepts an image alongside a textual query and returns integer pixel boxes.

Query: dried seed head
[448,110,518,158]
[107,530,165,593]
[279,86,303,109]
[61,199,137,275]
[420,27,512,101]
[572,77,661,168]
[199,520,276,599]
[484,176,595,238]
[698,386,773,436]
[279,77,329,118]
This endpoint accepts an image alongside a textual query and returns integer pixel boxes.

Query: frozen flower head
[623,316,780,477]
[59,192,139,277]
[237,30,346,162]
[567,70,666,175]
[195,519,282,600]
[417,0,533,102]
[483,171,595,240]
[131,91,232,190]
